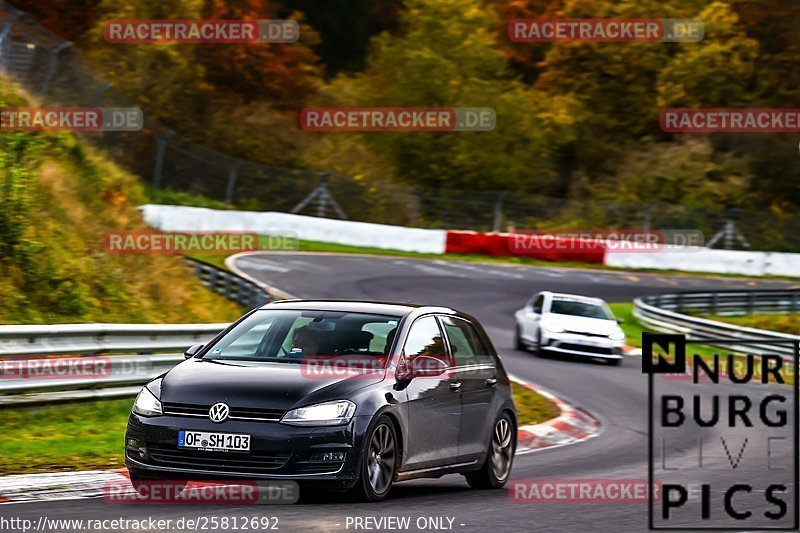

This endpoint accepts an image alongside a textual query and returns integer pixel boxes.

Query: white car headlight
[280,400,356,427]
[609,330,626,341]
[132,386,162,417]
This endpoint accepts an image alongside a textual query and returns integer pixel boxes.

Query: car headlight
[280,400,356,427]
[609,330,626,341]
[132,386,162,417]
[542,323,565,334]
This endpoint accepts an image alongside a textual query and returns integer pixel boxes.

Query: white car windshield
[549,299,613,320]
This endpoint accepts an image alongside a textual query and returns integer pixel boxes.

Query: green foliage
[0,84,244,324]
[321,0,556,194]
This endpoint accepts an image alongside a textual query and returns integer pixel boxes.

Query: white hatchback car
[513,292,626,364]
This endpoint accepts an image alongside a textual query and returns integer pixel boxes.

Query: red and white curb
[0,383,599,504]
[623,345,643,357]
[510,375,601,454]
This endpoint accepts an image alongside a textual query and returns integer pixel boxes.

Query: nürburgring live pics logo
[643,333,799,530]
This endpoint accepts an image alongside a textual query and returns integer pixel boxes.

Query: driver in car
[291,326,321,357]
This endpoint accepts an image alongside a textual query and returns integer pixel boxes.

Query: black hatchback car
[125,300,517,501]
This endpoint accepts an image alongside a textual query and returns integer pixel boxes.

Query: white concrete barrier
[140,204,447,254]
[605,246,786,276]
[140,204,800,277]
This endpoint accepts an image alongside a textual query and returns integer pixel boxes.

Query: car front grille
[564,330,609,338]
[556,343,615,355]
[142,444,291,474]
[162,402,285,422]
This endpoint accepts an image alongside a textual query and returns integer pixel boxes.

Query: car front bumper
[125,412,371,488]
[541,333,624,359]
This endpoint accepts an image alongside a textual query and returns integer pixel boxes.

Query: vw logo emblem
[208,402,230,423]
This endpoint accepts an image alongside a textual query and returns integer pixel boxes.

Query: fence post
[642,203,653,232]
[151,130,174,190]
[0,12,22,74]
[39,41,71,99]
[492,193,505,233]
[89,81,112,106]
[224,159,242,205]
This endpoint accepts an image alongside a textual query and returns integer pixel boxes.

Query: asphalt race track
[7,253,799,532]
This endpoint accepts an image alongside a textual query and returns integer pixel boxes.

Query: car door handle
[449,381,462,392]
[485,378,497,387]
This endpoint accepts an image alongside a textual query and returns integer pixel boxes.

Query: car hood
[544,314,620,336]
[160,358,385,410]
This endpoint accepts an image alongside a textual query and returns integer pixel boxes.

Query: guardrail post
[223,271,232,300]
[792,292,799,313]
[676,293,683,313]
[208,268,218,295]
[747,292,755,314]
[710,292,717,315]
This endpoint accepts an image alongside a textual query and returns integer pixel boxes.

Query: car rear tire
[607,358,622,366]
[465,412,516,490]
[353,415,398,502]
[129,472,188,498]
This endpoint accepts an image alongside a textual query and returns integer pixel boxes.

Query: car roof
[258,299,458,318]
[546,292,606,304]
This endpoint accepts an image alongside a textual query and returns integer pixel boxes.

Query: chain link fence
[1,1,799,251]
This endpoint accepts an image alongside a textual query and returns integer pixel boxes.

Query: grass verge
[695,313,799,336]
[0,384,560,475]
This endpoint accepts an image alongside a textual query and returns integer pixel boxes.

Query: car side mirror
[401,355,448,379]
[184,344,204,359]
[616,318,623,324]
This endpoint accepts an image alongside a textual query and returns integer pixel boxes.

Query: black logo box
[643,333,800,531]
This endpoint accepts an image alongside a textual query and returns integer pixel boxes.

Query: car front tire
[353,415,398,502]
[513,324,526,351]
[465,412,516,490]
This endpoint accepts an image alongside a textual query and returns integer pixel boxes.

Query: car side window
[402,316,451,366]
[440,316,491,366]
[532,295,544,314]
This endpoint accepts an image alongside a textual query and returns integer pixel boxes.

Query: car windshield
[549,299,613,320]
[203,309,402,362]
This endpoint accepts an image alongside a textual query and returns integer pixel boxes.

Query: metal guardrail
[0,333,221,406]
[634,290,800,357]
[0,243,272,406]
[0,354,183,406]
[185,258,271,309]
[0,323,227,357]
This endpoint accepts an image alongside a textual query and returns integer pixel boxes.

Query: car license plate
[178,430,250,452]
